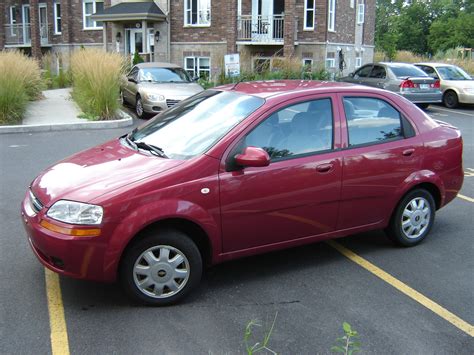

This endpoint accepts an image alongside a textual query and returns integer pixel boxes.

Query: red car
[22,81,463,305]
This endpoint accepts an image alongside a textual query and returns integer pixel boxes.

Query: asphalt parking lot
[0,105,473,354]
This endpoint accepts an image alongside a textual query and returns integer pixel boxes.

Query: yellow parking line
[458,194,474,203]
[326,240,474,337]
[44,268,70,355]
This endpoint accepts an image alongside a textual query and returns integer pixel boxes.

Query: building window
[83,0,104,29]
[304,0,315,30]
[54,2,61,34]
[185,57,211,79]
[303,58,313,70]
[9,6,17,36]
[357,0,365,24]
[185,0,211,26]
[355,53,362,68]
[326,52,336,69]
[328,0,336,32]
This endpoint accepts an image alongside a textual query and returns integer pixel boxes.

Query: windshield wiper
[121,130,137,150]
[135,141,168,158]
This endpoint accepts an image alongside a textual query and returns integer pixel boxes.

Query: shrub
[70,48,126,120]
[0,50,43,125]
[132,51,144,65]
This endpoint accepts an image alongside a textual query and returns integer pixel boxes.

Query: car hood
[30,138,184,207]
[138,82,203,98]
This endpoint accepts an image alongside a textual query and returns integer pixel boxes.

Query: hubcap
[401,197,431,239]
[136,99,143,116]
[133,245,190,299]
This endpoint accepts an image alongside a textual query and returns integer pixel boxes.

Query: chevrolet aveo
[22,81,463,306]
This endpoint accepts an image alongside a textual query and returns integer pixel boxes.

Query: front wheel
[443,90,459,109]
[135,95,145,119]
[385,189,435,247]
[120,229,203,306]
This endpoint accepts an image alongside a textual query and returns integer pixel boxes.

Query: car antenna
[230,78,244,91]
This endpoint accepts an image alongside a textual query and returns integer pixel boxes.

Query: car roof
[377,62,419,68]
[415,62,457,68]
[135,62,182,69]
[215,80,384,99]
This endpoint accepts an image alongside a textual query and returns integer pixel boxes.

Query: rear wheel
[120,229,203,306]
[386,189,435,247]
[443,90,459,109]
[416,103,429,109]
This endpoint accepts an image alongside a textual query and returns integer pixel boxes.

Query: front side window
[244,98,333,161]
[129,91,264,159]
[304,0,316,30]
[83,0,103,29]
[354,65,372,78]
[343,97,407,147]
[357,0,365,24]
[328,0,336,31]
[185,0,211,26]
[54,2,62,34]
[185,57,210,79]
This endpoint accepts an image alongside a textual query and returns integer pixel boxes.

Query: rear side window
[343,97,408,147]
[369,65,386,79]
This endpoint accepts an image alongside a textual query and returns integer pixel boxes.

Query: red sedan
[21,81,463,305]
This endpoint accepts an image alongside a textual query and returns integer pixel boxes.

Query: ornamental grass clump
[70,48,126,120]
[0,50,43,125]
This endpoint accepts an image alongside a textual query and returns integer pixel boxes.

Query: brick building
[1,0,375,77]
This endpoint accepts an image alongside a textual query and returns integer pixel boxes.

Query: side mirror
[234,146,270,168]
[128,77,136,83]
[349,72,354,78]
[192,76,200,82]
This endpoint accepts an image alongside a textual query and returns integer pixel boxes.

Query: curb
[0,110,134,134]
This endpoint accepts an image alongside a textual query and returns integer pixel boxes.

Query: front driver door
[219,95,343,253]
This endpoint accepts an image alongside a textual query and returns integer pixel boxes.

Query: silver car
[121,62,204,118]
[415,63,474,108]
[340,62,442,108]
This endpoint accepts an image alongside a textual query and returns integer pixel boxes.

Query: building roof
[91,2,166,22]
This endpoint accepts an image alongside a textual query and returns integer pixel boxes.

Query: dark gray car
[340,62,442,108]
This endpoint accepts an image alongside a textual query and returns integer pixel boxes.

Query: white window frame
[325,58,336,69]
[304,0,316,30]
[328,0,336,32]
[355,55,362,68]
[9,6,17,36]
[184,0,211,27]
[303,58,313,69]
[54,2,61,35]
[185,56,211,79]
[83,0,103,30]
[357,1,365,25]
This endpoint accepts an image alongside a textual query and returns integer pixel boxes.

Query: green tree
[396,2,432,55]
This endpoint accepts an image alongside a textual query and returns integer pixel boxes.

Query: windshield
[389,65,428,78]
[138,68,192,83]
[437,66,472,81]
[129,91,265,159]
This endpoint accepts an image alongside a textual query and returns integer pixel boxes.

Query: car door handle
[316,163,333,173]
[402,148,415,156]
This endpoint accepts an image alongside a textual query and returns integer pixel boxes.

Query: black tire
[135,95,145,119]
[443,90,459,109]
[120,229,203,306]
[385,189,436,247]
[416,103,429,109]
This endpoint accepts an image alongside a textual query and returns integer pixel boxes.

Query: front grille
[29,190,44,213]
[166,99,181,108]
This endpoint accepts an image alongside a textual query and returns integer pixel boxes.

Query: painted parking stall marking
[45,268,70,355]
[326,240,474,337]
[429,106,474,118]
[458,194,474,203]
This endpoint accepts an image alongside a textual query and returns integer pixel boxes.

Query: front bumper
[21,193,113,282]
[142,97,184,114]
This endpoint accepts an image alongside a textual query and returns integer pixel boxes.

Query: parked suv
[22,81,463,306]
[340,62,442,108]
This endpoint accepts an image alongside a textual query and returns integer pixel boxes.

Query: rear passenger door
[337,94,423,230]
[366,65,388,89]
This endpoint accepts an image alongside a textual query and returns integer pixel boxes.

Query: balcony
[237,15,285,45]
[4,24,51,47]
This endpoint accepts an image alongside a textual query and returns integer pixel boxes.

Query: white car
[415,63,474,108]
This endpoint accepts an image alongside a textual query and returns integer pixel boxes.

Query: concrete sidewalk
[0,88,133,134]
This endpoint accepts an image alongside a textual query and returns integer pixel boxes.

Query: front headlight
[144,93,165,101]
[47,200,103,225]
